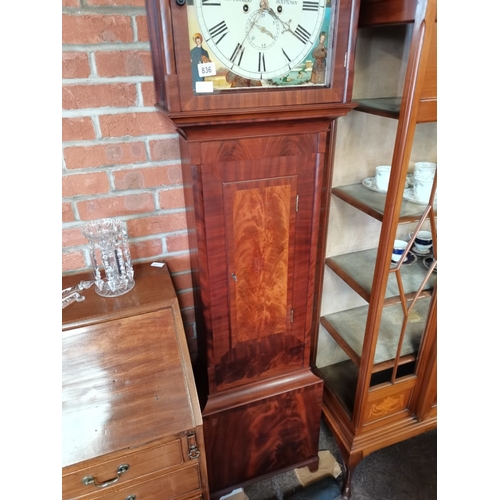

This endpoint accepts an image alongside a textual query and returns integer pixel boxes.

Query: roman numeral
[294,24,311,44]
[230,43,245,66]
[208,21,229,45]
[303,1,320,11]
[258,52,266,73]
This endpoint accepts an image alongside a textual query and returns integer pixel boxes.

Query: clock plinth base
[201,369,324,497]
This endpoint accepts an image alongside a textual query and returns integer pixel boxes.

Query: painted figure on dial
[190,33,211,89]
[311,32,327,84]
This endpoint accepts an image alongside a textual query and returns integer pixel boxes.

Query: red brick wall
[62,0,197,356]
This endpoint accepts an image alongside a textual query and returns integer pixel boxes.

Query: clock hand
[255,23,277,39]
[267,7,279,20]
[237,8,265,51]
[267,8,303,43]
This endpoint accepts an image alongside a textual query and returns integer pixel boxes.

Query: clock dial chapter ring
[195,0,326,81]
[245,10,280,51]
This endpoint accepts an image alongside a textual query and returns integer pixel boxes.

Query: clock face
[187,0,334,91]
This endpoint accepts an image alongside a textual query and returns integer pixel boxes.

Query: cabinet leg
[340,455,362,500]
[341,465,353,500]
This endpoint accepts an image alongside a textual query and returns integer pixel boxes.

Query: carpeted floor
[243,418,437,500]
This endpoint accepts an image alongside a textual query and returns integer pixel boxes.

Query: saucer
[362,177,387,193]
[391,251,416,266]
[423,256,437,273]
[362,176,412,194]
[411,245,432,256]
[403,188,437,206]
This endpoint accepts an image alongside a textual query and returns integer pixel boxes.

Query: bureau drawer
[82,464,201,500]
[63,438,186,499]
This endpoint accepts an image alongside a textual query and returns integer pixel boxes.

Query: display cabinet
[311,0,437,498]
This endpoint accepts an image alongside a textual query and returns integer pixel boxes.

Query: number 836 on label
[198,61,217,78]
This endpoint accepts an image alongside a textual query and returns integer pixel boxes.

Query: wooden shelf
[355,97,402,118]
[355,97,436,123]
[318,356,417,417]
[318,360,358,417]
[332,183,437,223]
[320,295,431,367]
[326,248,436,304]
[358,0,419,27]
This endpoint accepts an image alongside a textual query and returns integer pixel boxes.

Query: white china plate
[403,188,437,206]
[391,251,416,266]
[411,245,432,256]
[362,177,387,193]
[423,256,437,273]
[362,176,412,194]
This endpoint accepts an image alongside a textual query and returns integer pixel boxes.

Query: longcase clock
[145,0,360,497]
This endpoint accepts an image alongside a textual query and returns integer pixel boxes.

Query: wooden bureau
[62,262,209,500]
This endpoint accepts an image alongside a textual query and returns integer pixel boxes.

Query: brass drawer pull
[82,464,130,488]
[188,445,201,459]
[187,432,201,459]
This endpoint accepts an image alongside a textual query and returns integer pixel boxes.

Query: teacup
[410,230,432,253]
[375,165,391,191]
[413,162,437,203]
[414,162,437,181]
[392,240,408,262]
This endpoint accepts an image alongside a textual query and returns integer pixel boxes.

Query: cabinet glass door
[315,115,437,421]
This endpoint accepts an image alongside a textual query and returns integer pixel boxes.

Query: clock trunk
[180,120,332,496]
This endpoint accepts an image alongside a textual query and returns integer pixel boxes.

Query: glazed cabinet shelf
[325,248,435,304]
[355,97,436,123]
[320,295,431,368]
[354,97,402,119]
[332,183,437,223]
[355,0,437,125]
[317,356,417,418]
[355,96,436,123]
[358,0,419,26]
[355,97,437,123]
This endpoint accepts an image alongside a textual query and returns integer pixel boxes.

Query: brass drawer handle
[188,445,201,459]
[187,431,200,459]
[82,464,130,488]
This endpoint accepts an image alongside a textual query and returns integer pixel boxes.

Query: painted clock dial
[188,0,333,89]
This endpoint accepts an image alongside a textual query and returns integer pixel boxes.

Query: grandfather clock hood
[145,0,360,128]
